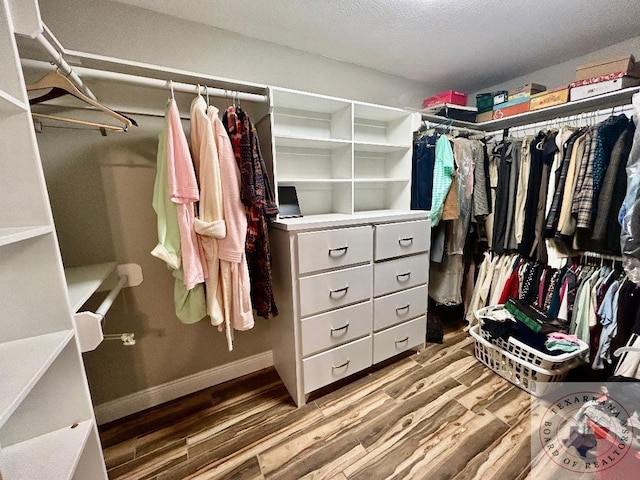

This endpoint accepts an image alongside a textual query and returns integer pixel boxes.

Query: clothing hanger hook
[205,85,210,106]
[168,80,175,99]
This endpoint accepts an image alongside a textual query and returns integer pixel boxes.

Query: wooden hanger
[27,70,134,131]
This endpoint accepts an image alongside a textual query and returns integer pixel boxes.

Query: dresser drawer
[373,316,426,364]
[299,264,372,317]
[297,226,373,274]
[373,285,428,331]
[373,253,429,297]
[301,301,372,356]
[303,336,372,393]
[374,220,430,261]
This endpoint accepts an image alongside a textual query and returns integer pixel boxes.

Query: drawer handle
[332,359,351,370]
[329,285,349,297]
[330,323,350,333]
[395,304,410,314]
[396,272,411,282]
[395,336,410,344]
[398,237,414,245]
[328,246,349,256]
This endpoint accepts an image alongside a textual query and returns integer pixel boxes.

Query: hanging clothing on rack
[224,106,279,319]
[210,104,255,349]
[190,95,226,327]
[411,132,436,210]
[151,99,206,324]
[429,134,455,227]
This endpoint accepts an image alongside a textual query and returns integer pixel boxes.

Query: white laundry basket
[474,305,588,370]
[469,324,580,397]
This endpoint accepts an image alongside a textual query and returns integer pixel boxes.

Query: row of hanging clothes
[152,85,278,351]
[467,251,640,372]
[413,96,640,322]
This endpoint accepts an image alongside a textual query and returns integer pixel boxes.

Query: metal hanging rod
[493,103,635,136]
[32,26,98,101]
[22,58,269,104]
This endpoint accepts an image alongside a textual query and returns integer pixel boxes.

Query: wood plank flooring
[99,328,535,479]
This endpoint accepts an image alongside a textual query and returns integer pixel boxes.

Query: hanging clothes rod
[32,27,98,101]
[493,104,635,136]
[21,59,269,104]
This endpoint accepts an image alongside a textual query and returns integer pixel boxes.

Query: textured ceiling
[111,0,640,92]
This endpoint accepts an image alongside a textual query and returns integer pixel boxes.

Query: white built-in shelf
[279,178,352,184]
[0,88,28,114]
[274,135,352,149]
[418,85,640,132]
[0,225,53,247]
[354,178,410,183]
[353,142,411,153]
[0,419,93,480]
[65,262,117,313]
[0,330,74,428]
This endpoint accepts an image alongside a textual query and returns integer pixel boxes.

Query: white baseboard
[94,350,274,425]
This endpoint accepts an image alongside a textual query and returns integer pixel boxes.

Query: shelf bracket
[73,263,143,352]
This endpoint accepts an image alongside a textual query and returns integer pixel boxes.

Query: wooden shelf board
[274,135,352,149]
[353,142,411,153]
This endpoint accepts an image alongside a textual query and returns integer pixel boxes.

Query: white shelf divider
[354,178,410,183]
[0,225,53,247]
[0,419,93,480]
[278,178,353,184]
[274,135,352,149]
[353,142,411,152]
[0,330,74,428]
[64,262,117,313]
[0,88,28,114]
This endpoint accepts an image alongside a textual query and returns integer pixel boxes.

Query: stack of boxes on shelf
[419,54,640,124]
[420,90,477,122]
[569,55,640,100]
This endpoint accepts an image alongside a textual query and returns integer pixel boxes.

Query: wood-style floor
[99,328,534,479]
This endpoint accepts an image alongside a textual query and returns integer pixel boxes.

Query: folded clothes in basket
[504,298,568,334]
[482,317,566,356]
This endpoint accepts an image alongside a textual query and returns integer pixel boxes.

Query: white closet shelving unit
[0,0,108,477]
[267,87,417,217]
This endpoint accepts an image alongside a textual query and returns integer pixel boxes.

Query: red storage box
[422,90,467,109]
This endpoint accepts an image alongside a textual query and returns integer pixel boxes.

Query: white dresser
[270,211,430,406]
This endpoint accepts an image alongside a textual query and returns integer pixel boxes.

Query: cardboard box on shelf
[529,87,569,111]
[422,90,467,109]
[508,82,546,99]
[570,76,640,101]
[427,103,477,122]
[476,111,494,123]
[493,97,530,119]
[575,55,640,81]
[570,71,632,88]
[476,90,508,113]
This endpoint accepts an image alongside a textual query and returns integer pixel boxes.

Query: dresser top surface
[271,210,429,232]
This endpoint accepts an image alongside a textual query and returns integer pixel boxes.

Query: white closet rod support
[33,30,98,101]
[21,59,269,104]
[95,275,128,319]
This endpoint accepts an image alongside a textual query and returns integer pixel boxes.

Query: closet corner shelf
[65,262,118,313]
[418,85,640,132]
[0,330,74,428]
[0,88,28,114]
[0,418,93,480]
[0,225,54,247]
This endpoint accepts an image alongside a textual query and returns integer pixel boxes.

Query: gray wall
[471,35,640,97]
